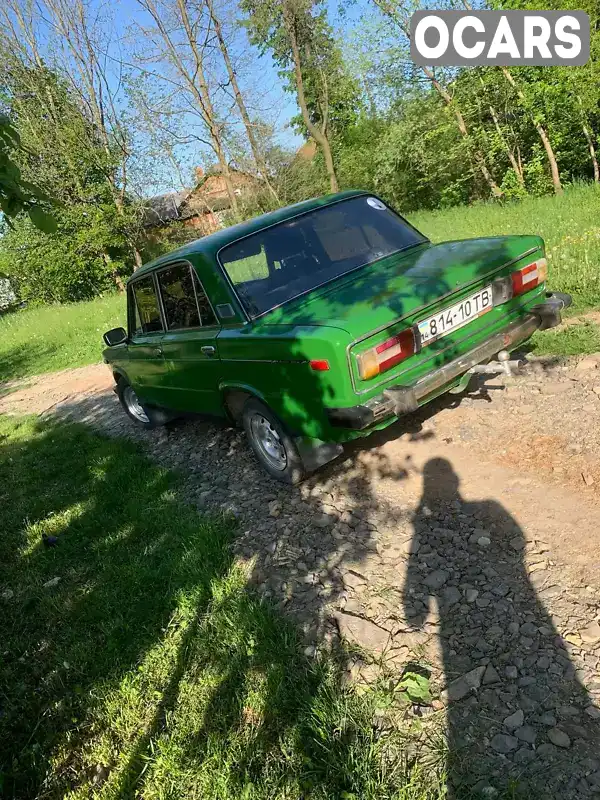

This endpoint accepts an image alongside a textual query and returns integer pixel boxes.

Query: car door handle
[201,345,216,357]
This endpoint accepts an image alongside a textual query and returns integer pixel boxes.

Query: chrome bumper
[326,292,571,429]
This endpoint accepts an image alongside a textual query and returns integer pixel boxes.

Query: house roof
[143,190,192,226]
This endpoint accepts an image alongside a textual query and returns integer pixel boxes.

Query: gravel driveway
[2,356,600,798]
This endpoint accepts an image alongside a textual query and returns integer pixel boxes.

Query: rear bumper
[326,292,571,430]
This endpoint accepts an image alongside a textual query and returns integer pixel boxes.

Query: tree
[0,113,56,230]
[370,0,503,198]
[204,0,279,200]
[133,0,240,217]
[241,0,344,193]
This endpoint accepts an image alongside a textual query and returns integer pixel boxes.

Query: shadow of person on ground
[403,457,600,798]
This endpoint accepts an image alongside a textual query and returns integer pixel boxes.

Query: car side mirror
[103,327,127,346]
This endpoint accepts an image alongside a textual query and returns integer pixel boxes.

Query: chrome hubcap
[123,386,150,424]
[249,413,287,471]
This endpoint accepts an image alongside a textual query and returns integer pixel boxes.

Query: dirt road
[2,356,600,797]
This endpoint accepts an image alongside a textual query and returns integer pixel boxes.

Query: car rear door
[155,261,223,415]
[126,273,170,406]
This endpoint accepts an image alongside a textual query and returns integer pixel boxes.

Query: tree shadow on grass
[0,416,234,798]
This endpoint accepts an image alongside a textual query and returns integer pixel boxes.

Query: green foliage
[0,294,123,382]
[0,61,140,302]
[0,113,56,230]
[398,672,432,705]
[409,182,600,310]
[0,202,134,304]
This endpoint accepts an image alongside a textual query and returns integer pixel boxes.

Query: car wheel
[242,398,305,484]
[116,378,172,428]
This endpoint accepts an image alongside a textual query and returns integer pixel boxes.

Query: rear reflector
[309,359,330,371]
[512,258,547,297]
[357,327,416,380]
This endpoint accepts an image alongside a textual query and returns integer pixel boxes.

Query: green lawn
[409,182,600,312]
[2,183,599,385]
[0,294,124,383]
[0,415,445,799]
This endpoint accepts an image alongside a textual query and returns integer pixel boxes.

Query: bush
[0,202,134,303]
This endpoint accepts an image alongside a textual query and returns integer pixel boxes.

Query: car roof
[130,189,369,281]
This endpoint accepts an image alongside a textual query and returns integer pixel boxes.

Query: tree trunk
[283,1,339,193]
[489,103,525,187]
[205,0,278,202]
[582,122,600,183]
[458,0,562,194]
[421,65,502,197]
[578,97,599,183]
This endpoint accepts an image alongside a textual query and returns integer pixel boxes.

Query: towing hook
[468,351,525,377]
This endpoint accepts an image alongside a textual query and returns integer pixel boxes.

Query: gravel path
[2,357,600,797]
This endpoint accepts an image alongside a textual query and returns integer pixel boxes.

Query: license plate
[418,285,493,346]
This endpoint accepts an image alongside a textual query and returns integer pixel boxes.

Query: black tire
[116,377,174,428]
[242,398,305,484]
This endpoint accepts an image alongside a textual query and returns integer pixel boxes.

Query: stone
[515,725,536,744]
[304,645,316,657]
[1,589,14,600]
[513,746,535,764]
[540,380,572,395]
[465,588,479,603]
[43,576,61,589]
[333,612,391,653]
[575,355,600,371]
[482,663,501,685]
[505,666,518,680]
[520,621,538,636]
[536,743,556,757]
[443,666,486,702]
[424,569,449,590]
[503,709,524,729]
[585,705,600,720]
[490,733,518,754]
[582,472,595,486]
[538,712,557,726]
[268,500,282,517]
[580,621,600,644]
[442,586,461,605]
[547,727,571,748]
[315,513,336,528]
[510,537,524,551]
[477,536,491,547]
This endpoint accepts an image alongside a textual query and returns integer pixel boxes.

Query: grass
[0,294,124,383]
[0,415,446,799]
[409,182,600,312]
[2,182,599,385]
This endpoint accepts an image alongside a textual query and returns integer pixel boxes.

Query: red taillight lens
[357,328,416,380]
[309,359,330,371]
[511,258,548,297]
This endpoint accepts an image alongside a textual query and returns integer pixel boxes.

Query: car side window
[158,263,201,330]
[192,272,217,327]
[131,276,163,335]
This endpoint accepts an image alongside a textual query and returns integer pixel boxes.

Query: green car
[103,190,570,483]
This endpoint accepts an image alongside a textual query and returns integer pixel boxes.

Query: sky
[109,0,307,194]
[104,0,377,195]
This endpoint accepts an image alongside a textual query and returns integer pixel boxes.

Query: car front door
[126,273,170,406]
[156,261,223,415]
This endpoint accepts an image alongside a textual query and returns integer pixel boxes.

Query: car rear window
[219,196,426,317]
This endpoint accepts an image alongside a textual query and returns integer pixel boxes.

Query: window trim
[215,193,429,322]
[128,271,165,339]
[154,260,219,333]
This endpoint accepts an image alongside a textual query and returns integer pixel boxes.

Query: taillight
[511,258,548,297]
[492,258,548,307]
[357,327,416,380]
